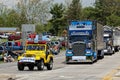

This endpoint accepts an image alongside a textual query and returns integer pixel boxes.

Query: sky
[0,0,95,8]
[54,0,95,7]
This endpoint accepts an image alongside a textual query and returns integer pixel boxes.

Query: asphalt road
[0,50,120,80]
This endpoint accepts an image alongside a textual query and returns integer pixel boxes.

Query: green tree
[6,10,21,27]
[65,0,82,21]
[0,16,4,27]
[95,0,120,26]
[81,7,96,20]
[49,3,65,35]
[106,14,120,26]
[0,3,11,27]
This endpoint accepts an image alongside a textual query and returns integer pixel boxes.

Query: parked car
[0,33,8,39]
[51,45,60,55]
[0,46,5,54]
[0,46,6,60]
[50,41,62,55]
[61,40,67,48]
[52,41,62,49]
[8,34,21,41]
[5,41,23,51]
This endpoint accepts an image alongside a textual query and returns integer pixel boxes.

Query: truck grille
[72,42,86,56]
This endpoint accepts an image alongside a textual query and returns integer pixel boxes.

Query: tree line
[0,0,120,35]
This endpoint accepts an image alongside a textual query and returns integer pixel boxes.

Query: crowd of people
[0,46,21,63]
[3,51,15,62]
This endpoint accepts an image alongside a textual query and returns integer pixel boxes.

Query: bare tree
[16,0,53,24]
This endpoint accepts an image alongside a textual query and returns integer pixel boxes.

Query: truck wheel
[113,51,115,54]
[101,55,104,59]
[89,56,94,64]
[37,60,44,70]
[66,57,69,64]
[18,63,24,71]
[47,59,53,70]
[99,55,104,59]
[28,65,34,70]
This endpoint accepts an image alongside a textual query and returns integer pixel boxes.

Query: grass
[0,60,4,64]
[0,38,7,41]
[0,39,8,43]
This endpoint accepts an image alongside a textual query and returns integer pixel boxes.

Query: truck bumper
[18,62,35,66]
[104,49,113,55]
[66,56,96,63]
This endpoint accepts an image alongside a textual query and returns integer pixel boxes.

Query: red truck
[8,34,21,41]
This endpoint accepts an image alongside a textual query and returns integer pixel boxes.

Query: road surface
[0,50,120,80]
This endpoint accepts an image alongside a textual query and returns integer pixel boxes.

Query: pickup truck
[5,41,23,54]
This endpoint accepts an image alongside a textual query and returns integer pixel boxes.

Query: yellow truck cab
[17,40,54,71]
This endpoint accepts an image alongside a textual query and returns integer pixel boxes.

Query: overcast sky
[54,0,95,7]
[0,0,95,8]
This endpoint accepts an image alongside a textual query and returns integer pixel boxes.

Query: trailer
[65,20,105,63]
[113,27,120,52]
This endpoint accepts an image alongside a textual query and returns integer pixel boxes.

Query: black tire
[28,65,34,70]
[66,57,69,64]
[90,56,94,64]
[101,55,104,59]
[98,55,104,59]
[37,60,44,70]
[113,51,115,54]
[47,59,53,70]
[18,63,24,71]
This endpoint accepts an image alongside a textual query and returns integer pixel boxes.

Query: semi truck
[103,26,115,55]
[113,27,120,52]
[65,20,105,63]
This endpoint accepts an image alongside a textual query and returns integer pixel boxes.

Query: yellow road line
[102,70,118,80]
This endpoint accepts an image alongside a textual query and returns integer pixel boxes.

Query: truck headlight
[67,51,72,54]
[86,51,91,54]
[87,43,91,48]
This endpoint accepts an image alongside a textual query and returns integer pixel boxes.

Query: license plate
[20,57,35,63]
[72,56,86,61]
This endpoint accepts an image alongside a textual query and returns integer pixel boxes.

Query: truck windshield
[104,37,109,41]
[104,31,112,34]
[69,36,91,42]
[26,45,45,51]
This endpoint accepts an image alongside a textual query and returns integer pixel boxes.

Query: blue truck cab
[66,20,105,63]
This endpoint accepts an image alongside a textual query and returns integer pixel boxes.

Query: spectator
[3,51,8,62]
[7,55,15,62]
[3,51,14,62]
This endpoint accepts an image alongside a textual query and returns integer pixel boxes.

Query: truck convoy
[103,26,115,55]
[65,20,105,63]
